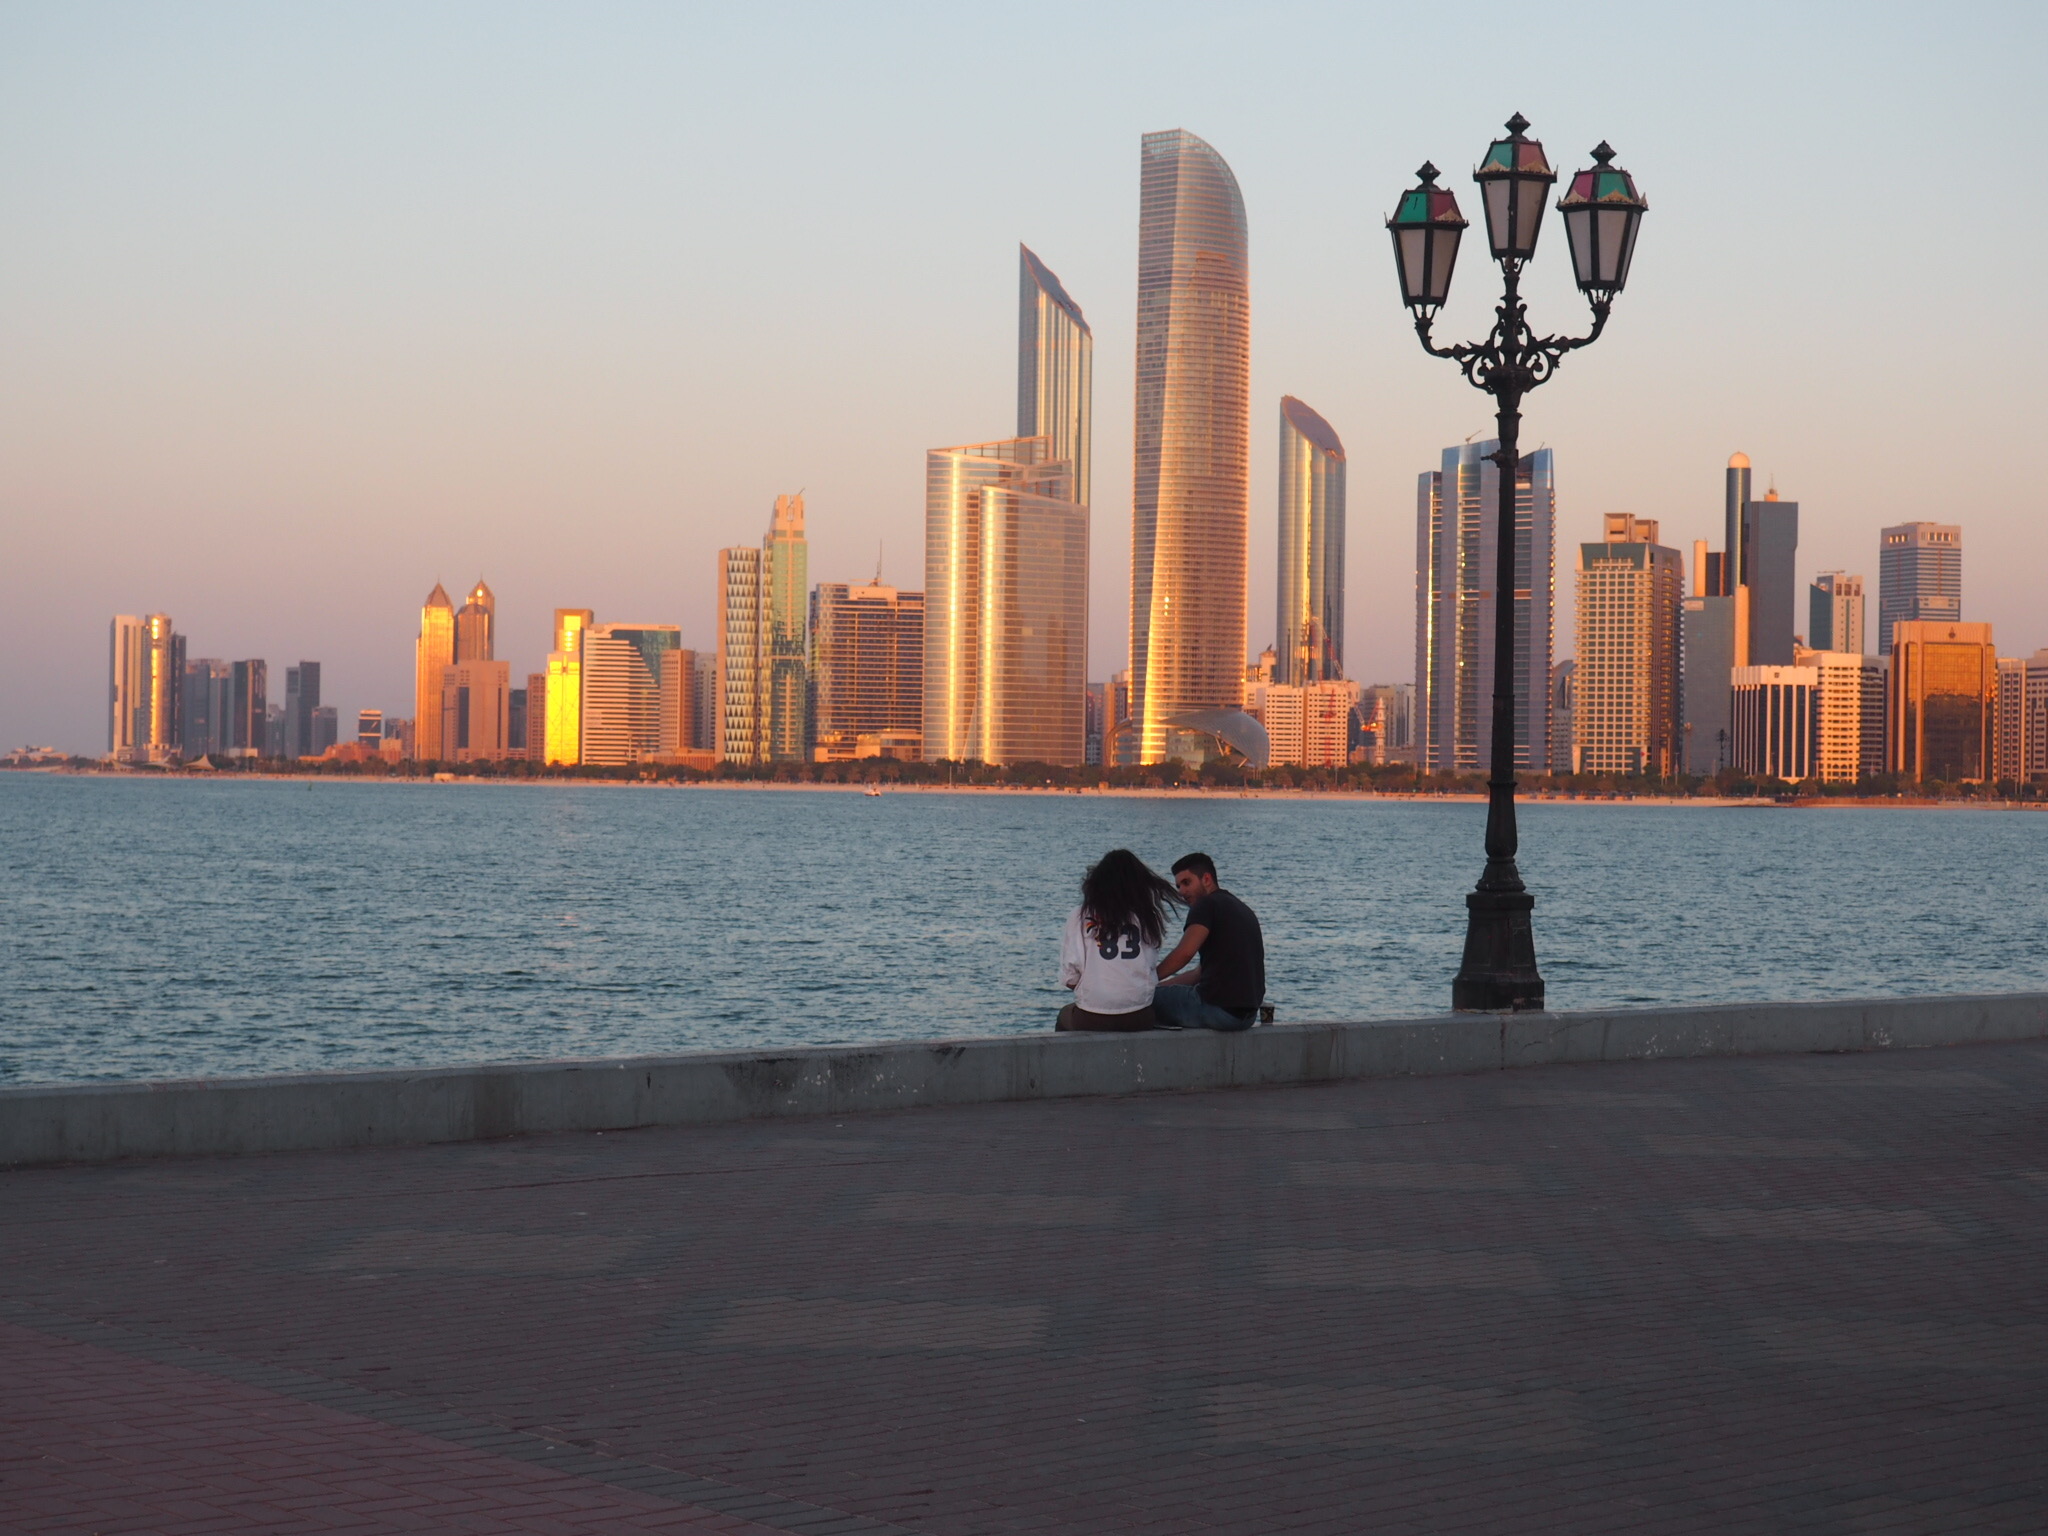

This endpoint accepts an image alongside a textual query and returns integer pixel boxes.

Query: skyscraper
[107,615,147,759]
[108,614,182,761]
[1742,491,1800,664]
[181,658,232,758]
[1720,453,1752,593]
[284,662,321,760]
[1682,593,1742,775]
[230,659,267,758]
[717,546,762,763]
[1414,442,1556,772]
[542,609,594,766]
[716,499,810,763]
[1131,128,1249,765]
[761,495,809,761]
[414,584,455,761]
[1888,620,1995,783]
[1878,522,1962,652]
[923,438,1085,765]
[1572,515,1683,776]
[1796,646,1885,783]
[1018,245,1092,509]
[811,581,924,759]
[581,624,684,765]
[455,580,495,662]
[441,661,510,762]
[1275,396,1346,686]
[1809,572,1866,656]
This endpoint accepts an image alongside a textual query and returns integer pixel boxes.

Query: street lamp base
[1451,888,1545,1012]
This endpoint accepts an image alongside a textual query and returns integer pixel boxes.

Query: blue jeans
[1151,984,1256,1032]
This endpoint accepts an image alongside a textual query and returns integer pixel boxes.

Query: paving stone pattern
[3,1041,2046,1534]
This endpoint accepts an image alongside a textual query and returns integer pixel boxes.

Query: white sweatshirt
[1059,905,1162,1015]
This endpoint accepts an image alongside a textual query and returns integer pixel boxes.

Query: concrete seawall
[4,992,2044,1169]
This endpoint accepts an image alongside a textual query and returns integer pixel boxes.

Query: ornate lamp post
[1387,115,1647,1011]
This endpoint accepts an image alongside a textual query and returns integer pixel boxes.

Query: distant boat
[865,785,883,797]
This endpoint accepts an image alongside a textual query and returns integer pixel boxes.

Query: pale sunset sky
[2,0,2042,750]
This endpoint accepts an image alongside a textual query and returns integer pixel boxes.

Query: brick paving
[3,1040,2046,1534]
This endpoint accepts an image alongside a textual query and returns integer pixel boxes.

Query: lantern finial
[1416,161,1440,184]
[1591,142,1615,165]
[1505,112,1531,136]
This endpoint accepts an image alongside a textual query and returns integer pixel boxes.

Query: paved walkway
[3,1040,2046,1535]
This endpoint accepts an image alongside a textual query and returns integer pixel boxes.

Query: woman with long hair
[1055,848,1182,1032]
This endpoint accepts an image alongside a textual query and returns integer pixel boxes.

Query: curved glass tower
[1018,245,1092,510]
[1131,129,1250,764]
[1275,396,1346,685]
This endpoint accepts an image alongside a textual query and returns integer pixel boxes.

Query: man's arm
[1156,924,1208,983]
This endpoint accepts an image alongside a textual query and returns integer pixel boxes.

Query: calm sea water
[2,774,2043,1085]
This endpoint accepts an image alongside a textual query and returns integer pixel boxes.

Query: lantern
[1473,113,1555,262]
[1386,162,1468,313]
[1558,142,1647,295]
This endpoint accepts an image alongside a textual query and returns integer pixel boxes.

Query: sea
[2,773,2043,1086]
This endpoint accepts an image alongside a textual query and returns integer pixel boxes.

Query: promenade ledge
[5,990,2044,1168]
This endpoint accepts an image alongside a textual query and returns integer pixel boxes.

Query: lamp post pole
[1386,116,1647,1012]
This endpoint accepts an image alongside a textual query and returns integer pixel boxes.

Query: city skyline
[8,6,2048,752]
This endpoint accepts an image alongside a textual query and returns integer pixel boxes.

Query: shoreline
[8,768,2045,808]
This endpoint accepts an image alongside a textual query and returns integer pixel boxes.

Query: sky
[3,0,2044,752]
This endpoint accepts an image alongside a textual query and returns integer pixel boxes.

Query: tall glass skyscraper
[455,580,495,662]
[413,584,454,761]
[1131,128,1250,764]
[924,438,1083,765]
[1018,245,1092,510]
[1414,442,1555,773]
[1275,396,1345,686]
[542,608,594,766]
[715,496,809,763]
[1878,521,1962,653]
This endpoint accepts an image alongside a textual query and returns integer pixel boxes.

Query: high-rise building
[1249,680,1353,768]
[1794,647,1885,784]
[1357,682,1414,765]
[1719,453,1752,594]
[284,662,321,759]
[1888,620,1995,783]
[542,609,594,767]
[811,581,924,760]
[1681,593,1743,775]
[716,546,762,763]
[1131,128,1249,765]
[1108,670,1135,766]
[108,614,181,761]
[230,660,267,758]
[182,659,232,758]
[716,498,810,763]
[522,674,545,759]
[455,580,495,662]
[1275,396,1346,686]
[1018,245,1092,509]
[356,709,385,748]
[581,624,684,765]
[414,584,455,761]
[506,689,527,761]
[761,495,809,761]
[107,615,147,759]
[1414,442,1556,773]
[264,704,286,759]
[1993,649,2048,785]
[1878,522,1962,652]
[1548,661,1575,773]
[924,438,1085,765]
[1809,572,1865,656]
[689,651,716,751]
[440,661,510,763]
[1084,683,1107,766]
[1742,491,1799,665]
[1732,665,1818,782]
[1572,515,1683,776]
[311,706,337,756]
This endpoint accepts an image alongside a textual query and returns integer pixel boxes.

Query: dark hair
[1171,851,1218,882]
[1081,849,1181,949]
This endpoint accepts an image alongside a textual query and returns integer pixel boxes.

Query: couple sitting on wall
[1055,850,1266,1033]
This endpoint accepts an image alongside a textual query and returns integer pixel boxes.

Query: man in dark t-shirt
[1152,852,1265,1031]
